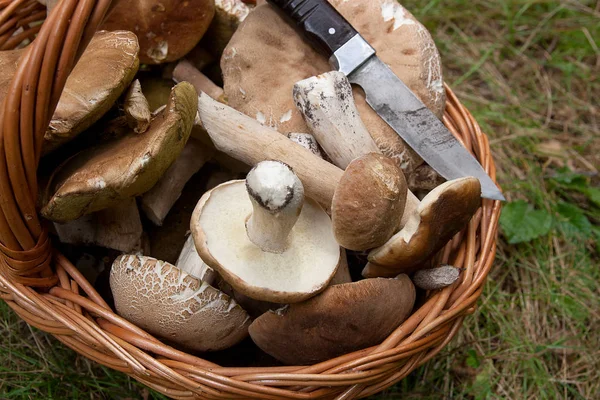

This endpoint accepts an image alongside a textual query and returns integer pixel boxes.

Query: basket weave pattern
[0,1,502,398]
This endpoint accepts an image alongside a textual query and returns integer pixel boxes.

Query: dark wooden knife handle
[267,0,357,56]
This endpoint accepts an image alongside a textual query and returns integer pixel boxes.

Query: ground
[1,0,599,398]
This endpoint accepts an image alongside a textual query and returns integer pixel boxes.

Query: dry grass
[1,0,599,399]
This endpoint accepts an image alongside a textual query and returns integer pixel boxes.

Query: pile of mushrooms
[20,0,486,361]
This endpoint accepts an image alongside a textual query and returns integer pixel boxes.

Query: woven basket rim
[0,1,503,399]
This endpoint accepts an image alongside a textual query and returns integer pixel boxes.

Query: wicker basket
[0,1,503,398]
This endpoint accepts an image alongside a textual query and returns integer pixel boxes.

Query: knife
[266,0,505,201]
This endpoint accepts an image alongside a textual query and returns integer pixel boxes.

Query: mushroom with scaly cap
[110,254,250,352]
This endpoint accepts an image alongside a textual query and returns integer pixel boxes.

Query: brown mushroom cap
[365,177,481,276]
[41,82,198,222]
[248,274,416,365]
[191,180,340,303]
[110,254,250,352]
[222,1,445,174]
[101,0,215,64]
[43,30,140,153]
[332,153,408,251]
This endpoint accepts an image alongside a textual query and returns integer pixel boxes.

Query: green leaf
[556,202,592,238]
[466,349,481,368]
[549,168,589,188]
[584,187,600,208]
[500,200,553,244]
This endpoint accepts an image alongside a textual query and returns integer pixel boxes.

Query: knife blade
[266,0,505,201]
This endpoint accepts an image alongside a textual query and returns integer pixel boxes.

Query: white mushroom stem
[173,60,224,102]
[198,93,342,208]
[245,161,304,253]
[287,132,324,159]
[54,198,143,252]
[176,235,217,285]
[124,79,151,134]
[141,138,214,226]
[293,71,381,170]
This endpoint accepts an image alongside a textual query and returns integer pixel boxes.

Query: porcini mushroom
[293,71,382,170]
[110,254,250,352]
[332,153,408,251]
[249,274,416,365]
[221,1,445,175]
[100,0,215,64]
[294,71,442,189]
[364,177,482,277]
[44,30,140,153]
[41,82,198,222]
[191,161,340,303]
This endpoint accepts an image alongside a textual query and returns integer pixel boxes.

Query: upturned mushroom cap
[222,1,445,174]
[44,30,140,153]
[248,274,416,365]
[332,154,408,251]
[365,177,481,276]
[41,82,198,222]
[191,164,340,303]
[110,254,250,352]
[101,0,215,64]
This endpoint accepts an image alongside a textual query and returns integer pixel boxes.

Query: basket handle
[0,0,113,287]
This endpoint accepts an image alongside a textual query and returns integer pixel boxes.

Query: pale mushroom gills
[191,161,340,303]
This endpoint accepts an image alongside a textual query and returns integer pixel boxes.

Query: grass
[1,0,599,398]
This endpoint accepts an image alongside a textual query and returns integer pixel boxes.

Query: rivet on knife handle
[266,0,374,74]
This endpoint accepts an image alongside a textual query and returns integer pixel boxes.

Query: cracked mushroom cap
[110,254,250,352]
[332,153,408,251]
[248,274,416,365]
[41,82,197,222]
[364,177,481,277]
[222,0,445,174]
[101,0,215,64]
[44,30,140,153]
[191,166,340,304]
